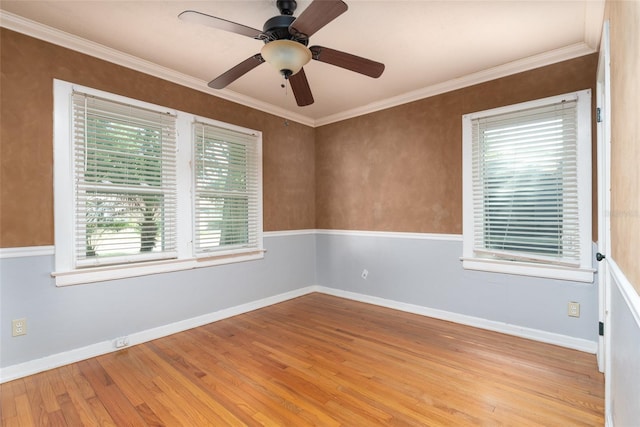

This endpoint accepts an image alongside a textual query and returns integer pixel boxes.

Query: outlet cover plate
[12,318,27,337]
[568,302,580,317]
[114,336,130,348]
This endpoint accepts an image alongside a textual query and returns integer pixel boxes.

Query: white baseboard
[0,286,317,383]
[0,284,598,383]
[606,413,613,427]
[316,286,598,354]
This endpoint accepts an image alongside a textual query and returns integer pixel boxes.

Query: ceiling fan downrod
[276,0,297,16]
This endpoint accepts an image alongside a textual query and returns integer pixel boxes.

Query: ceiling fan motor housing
[262,15,308,45]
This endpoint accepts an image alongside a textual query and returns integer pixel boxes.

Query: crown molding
[584,0,606,50]
[2,10,597,128]
[0,11,315,127]
[315,42,597,126]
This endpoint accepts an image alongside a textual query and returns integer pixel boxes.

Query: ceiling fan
[178,0,385,106]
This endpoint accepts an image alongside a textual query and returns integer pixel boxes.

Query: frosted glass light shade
[261,40,312,76]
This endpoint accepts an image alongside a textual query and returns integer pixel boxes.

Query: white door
[596,21,611,376]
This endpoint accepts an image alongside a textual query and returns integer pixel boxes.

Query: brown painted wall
[0,29,316,247]
[0,28,600,249]
[316,54,599,235]
[607,0,640,294]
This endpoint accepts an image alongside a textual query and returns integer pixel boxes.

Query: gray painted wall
[609,272,640,426]
[1,230,602,372]
[315,232,599,342]
[0,233,316,367]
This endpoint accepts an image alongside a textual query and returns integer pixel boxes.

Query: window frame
[70,91,179,267]
[53,80,263,286]
[461,89,594,283]
[192,119,262,257]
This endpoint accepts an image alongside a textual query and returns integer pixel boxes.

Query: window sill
[461,257,595,283]
[52,250,265,287]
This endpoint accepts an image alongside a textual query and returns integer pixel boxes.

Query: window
[53,80,263,286]
[72,92,177,266]
[462,90,594,282]
[193,122,261,255]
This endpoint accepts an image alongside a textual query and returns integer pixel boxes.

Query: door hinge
[599,321,604,336]
[596,107,602,123]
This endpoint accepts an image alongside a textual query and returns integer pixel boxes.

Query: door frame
[595,18,611,416]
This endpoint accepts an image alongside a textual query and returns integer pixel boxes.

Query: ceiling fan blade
[310,46,385,78]
[178,10,262,39]
[208,54,265,89]
[289,0,348,38]
[289,68,314,106]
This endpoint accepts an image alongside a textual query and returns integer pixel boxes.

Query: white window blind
[471,99,580,266]
[193,121,261,255]
[72,92,177,267]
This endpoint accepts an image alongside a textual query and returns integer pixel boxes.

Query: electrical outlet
[12,318,27,337]
[361,269,369,279]
[114,336,130,348]
[568,302,580,318]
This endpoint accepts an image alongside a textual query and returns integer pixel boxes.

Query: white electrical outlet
[12,318,27,337]
[114,336,130,348]
[568,302,580,318]
[361,269,369,279]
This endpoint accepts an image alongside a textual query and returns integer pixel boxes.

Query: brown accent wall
[316,54,598,235]
[1,29,600,250]
[0,29,316,247]
[607,0,640,293]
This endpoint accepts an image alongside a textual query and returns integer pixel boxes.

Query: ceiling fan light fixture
[261,39,311,78]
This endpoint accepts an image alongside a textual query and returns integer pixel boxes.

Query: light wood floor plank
[0,293,604,426]
[14,394,34,427]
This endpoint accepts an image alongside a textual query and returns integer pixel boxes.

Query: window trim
[53,80,263,286]
[461,90,594,283]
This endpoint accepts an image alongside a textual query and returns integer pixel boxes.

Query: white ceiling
[0,1,604,126]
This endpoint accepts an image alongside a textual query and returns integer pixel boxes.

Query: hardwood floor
[1,293,604,426]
